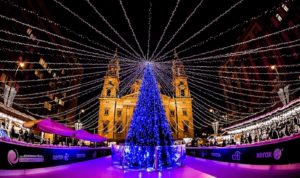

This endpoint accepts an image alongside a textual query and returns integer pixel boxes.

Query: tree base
[111,145,186,171]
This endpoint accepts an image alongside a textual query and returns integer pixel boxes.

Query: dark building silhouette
[0,1,83,123]
[218,0,300,121]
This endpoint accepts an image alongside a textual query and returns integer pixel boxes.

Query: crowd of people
[0,121,107,148]
[240,116,298,142]
[213,115,300,147]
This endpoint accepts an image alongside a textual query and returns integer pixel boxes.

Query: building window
[276,14,282,22]
[44,101,52,111]
[171,123,176,133]
[106,89,111,97]
[104,108,109,116]
[58,99,64,106]
[282,4,289,12]
[183,121,189,133]
[39,58,48,69]
[117,110,122,117]
[182,109,187,116]
[180,90,185,97]
[170,110,175,117]
[103,121,109,134]
[116,121,122,133]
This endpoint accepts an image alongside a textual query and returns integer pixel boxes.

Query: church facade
[98,53,194,140]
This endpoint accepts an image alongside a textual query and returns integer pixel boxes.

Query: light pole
[209,109,219,135]
[74,109,84,146]
[15,62,25,77]
[5,62,25,107]
[271,65,289,106]
[271,65,279,76]
[222,114,228,127]
[75,109,85,130]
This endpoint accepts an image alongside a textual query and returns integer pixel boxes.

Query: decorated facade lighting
[226,98,300,134]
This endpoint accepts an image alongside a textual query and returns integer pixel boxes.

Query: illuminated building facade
[98,53,194,140]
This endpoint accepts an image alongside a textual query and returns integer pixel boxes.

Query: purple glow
[37,118,75,137]
[74,129,107,142]
[1,156,300,178]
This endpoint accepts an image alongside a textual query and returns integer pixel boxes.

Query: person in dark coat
[270,127,279,139]
[18,129,23,141]
[24,130,29,142]
[10,125,16,139]
[29,131,35,143]
[248,134,252,144]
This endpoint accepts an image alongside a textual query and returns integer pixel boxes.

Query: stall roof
[37,118,75,137]
[75,129,107,142]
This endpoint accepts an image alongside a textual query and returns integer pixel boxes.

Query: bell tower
[101,52,120,98]
[98,50,120,138]
[172,51,190,98]
[172,51,194,138]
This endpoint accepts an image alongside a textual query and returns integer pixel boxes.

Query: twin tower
[98,53,194,140]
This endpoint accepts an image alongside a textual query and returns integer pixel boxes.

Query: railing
[186,133,300,165]
[0,139,111,170]
[112,145,186,171]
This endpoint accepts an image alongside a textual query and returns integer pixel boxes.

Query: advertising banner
[0,141,111,169]
[186,136,300,165]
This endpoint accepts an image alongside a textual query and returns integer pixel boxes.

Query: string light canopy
[0,0,298,133]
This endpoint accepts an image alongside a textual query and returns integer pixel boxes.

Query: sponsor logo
[76,153,86,158]
[64,153,70,161]
[232,151,241,161]
[256,148,282,160]
[18,155,44,163]
[7,150,19,165]
[7,150,44,165]
[273,148,282,160]
[52,155,64,161]
[211,152,221,158]
[256,151,272,159]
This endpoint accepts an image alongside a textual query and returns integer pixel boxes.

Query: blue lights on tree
[125,64,175,169]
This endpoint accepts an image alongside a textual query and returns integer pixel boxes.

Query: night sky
[0,0,294,133]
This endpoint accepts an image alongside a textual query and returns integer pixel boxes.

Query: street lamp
[222,114,229,127]
[75,120,83,131]
[15,62,25,77]
[209,109,219,135]
[75,109,85,130]
[4,62,25,107]
[271,65,279,80]
[271,65,289,106]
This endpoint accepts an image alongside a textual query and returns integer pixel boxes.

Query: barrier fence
[0,140,111,169]
[186,134,300,165]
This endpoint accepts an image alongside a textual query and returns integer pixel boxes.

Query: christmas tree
[125,63,175,169]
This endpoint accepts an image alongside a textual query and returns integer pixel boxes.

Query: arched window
[181,89,185,97]
[116,121,123,133]
[106,89,111,97]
